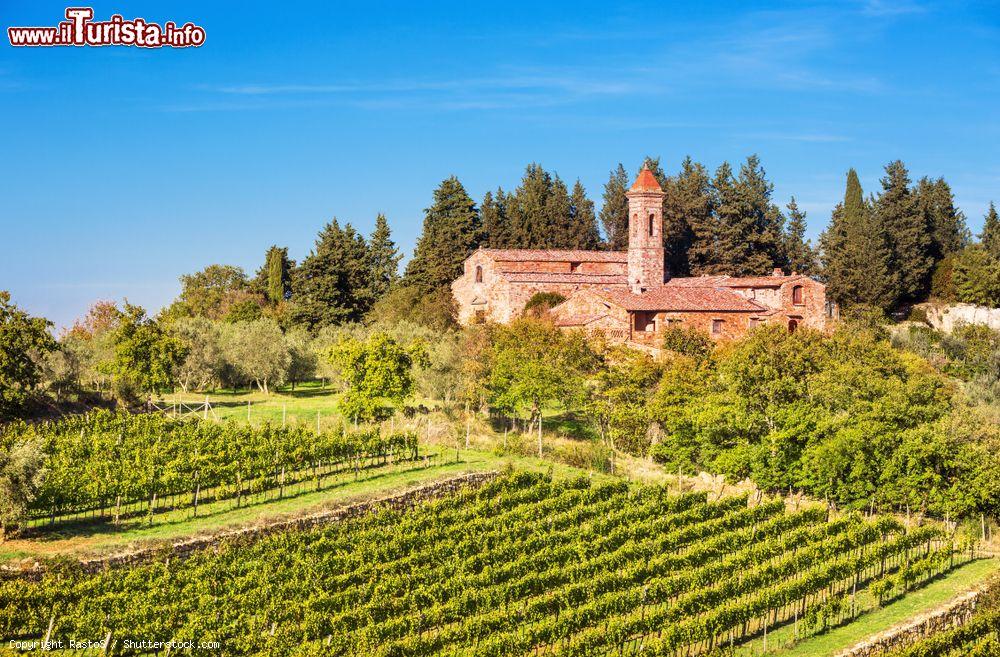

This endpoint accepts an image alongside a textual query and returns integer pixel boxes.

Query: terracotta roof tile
[479,248,627,263]
[594,286,766,312]
[499,272,628,285]
[629,167,663,193]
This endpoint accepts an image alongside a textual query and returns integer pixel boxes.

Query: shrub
[661,325,713,360]
[523,292,567,315]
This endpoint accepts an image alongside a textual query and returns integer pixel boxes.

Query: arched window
[792,285,804,305]
[633,213,638,235]
[648,213,655,237]
[475,265,483,283]
[788,319,798,333]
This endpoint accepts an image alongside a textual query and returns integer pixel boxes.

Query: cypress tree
[544,174,573,248]
[981,202,1000,259]
[710,162,742,275]
[568,179,600,249]
[261,245,292,305]
[599,164,630,250]
[784,198,815,274]
[876,160,933,302]
[403,176,481,290]
[508,164,552,248]
[663,157,712,277]
[820,169,896,309]
[367,214,402,301]
[291,219,372,330]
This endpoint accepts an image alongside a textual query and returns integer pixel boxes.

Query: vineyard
[0,472,972,656]
[890,581,1000,657]
[2,411,423,528]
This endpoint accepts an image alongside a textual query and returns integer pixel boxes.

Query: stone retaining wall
[2,471,498,581]
[917,302,1000,332]
[835,580,993,656]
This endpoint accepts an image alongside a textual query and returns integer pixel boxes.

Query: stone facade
[451,166,834,341]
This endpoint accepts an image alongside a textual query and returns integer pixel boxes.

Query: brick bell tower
[626,165,666,293]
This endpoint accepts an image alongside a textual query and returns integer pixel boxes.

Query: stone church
[451,166,834,343]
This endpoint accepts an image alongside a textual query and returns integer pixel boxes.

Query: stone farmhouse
[451,166,835,343]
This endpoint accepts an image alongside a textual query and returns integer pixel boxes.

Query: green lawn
[734,557,1000,656]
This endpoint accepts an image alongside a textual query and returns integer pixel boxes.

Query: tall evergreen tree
[599,164,630,250]
[981,202,1000,259]
[259,246,292,305]
[568,179,601,249]
[481,189,512,248]
[367,214,402,301]
[508,164,553,248]
[663,157,712,276]
[820,169,896,309]
[710,156,784,276]
[291,219,372,330]
[783,198,815,274]
[403,176,481,290]
[915,176,968,259]
[876,160,933,302]
[545,174,573,248]
[710,162,741,275]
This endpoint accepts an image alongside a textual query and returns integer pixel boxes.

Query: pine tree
[544,174,573,248]
[568,179,600,249]
[367,214,401,301]
[599,164,630,250]
[481,189,512,248]
[981,202,1000,259]
[784,197,815,274]
[403,176,481,290]
[508,164,553,248]
[876,160,933,303]
[820,169,896,309]
[291,219,372,330]
[663,157,712,276]
[915,176,968,259]
[710,162,741,275]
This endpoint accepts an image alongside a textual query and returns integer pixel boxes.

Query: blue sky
[2,0,998,328]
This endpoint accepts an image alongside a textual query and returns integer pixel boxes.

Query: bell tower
[626,165,666,293]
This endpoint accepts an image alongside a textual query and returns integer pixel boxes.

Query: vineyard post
[114,495,121,524]
[43,614,54,647]
[193,473,201,518]
[204,395,209,420]
[101,631,112,655]
[280,466,285,499]
[149,492,157,525]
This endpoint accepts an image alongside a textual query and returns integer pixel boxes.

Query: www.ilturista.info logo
[8,8,206,48]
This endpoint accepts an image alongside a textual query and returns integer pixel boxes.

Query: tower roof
[629,166,662,193]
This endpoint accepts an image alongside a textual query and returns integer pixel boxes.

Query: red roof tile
[629,167,663,193]
[479,248,627,263]
[594,286,767,312]
[666,274,817,288]
[500,272,628,285]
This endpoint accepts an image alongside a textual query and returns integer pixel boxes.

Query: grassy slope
[735,557,1000,656]
[0,448,607,565]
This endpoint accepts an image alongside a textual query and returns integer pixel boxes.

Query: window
[475,265,483,283]
[648,213,655,236]
[792,285,804,305]
[632,213,638,235]
[711,319,724,335]
[570,262,581,272]
[788,319,798,333]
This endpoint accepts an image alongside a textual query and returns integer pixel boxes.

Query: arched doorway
[788,319,798,333]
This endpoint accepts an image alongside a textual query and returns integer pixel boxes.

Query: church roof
[594,286,767,312]
[629,167,662,193]
[666,273,814,288]
[478,248,628,263]
[500,272,628,285]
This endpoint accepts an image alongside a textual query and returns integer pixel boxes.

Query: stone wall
[918,302,1000,333]
[2,472,498,581]
[834,582,992,657]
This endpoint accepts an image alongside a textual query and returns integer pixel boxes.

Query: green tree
[507,164,553,248]
[404,177,481,289]
[285,326,318,389]
[327,332,427,421]
[101,303,186,404]
[663,157,712,276]
[599,164,630,250]
[568,179,601,249]
[0,438,46,540]
[0,292,55,419]
[718,154,785,276]
[367,285,457,332]
[877,160,933,302]
[915,177,968,260]
[981,202,1000,259]
[953,246,1000,307]
[259,246,293,305]
[222,318,291,394]
[367,214,402,301]
[481,318,598,456]
[292,219,373,330]
[784,197,815,274]
[481,189,512,248]
[821,169,897,309]
[171,264,251,320]
[169,317,226,392]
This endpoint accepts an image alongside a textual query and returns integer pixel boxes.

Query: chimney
[772,268,783,277]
